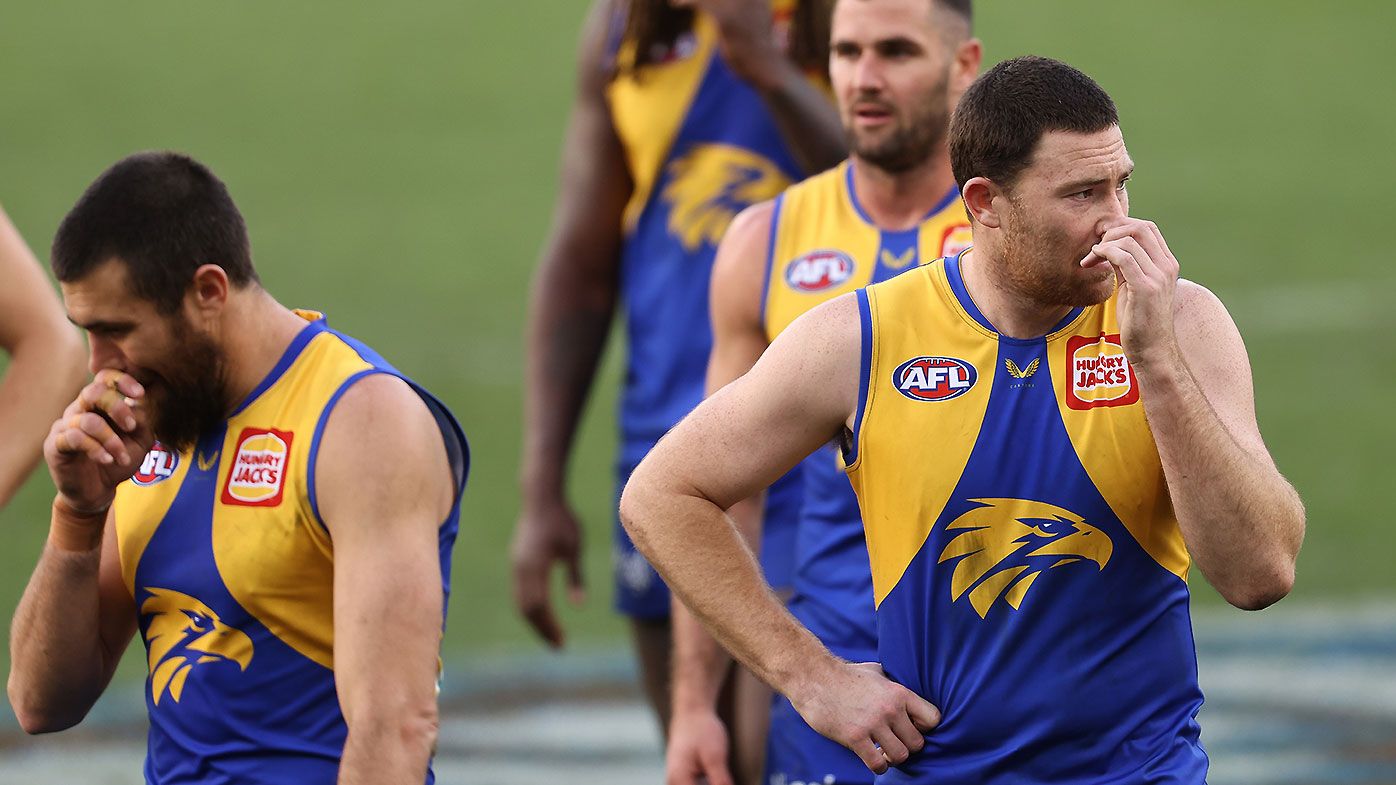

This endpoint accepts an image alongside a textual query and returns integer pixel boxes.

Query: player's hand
[666,707,733,785]
[44,370,156,515]
[673,0,786,88]
[1080,217,1182,370]
[791,661,939,775]
[510,498,585,648]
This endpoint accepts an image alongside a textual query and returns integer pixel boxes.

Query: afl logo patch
[785,249,855,293]
[1065,334,1139,410]
[221,428,293,507]
[132,442,178,486]
[893,356,977,401]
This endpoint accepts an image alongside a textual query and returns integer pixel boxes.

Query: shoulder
[314,374,451,521]
[1173,278,1240,337]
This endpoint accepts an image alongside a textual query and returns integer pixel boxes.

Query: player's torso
[114,314,465,785]
[848,254,1207,784]
[605,1,813,451]
[764,161,968,663]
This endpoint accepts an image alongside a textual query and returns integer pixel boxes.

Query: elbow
[1220,562,1296,612]
[7,680,85,735]
[348,700,439,757]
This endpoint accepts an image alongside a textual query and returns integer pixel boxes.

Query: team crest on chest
[786,249,855,292]
[892,356,977,402]
[1065,334,1139,410]
[132,442,178,486]
[221,428,293,507]
[141,587,253,706]
[938,498,1113,618]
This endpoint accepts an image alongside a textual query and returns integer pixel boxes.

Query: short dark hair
[52,151,258,312]
[948,55,1118,190]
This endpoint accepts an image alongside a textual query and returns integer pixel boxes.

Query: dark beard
[847,81,951,174]
[142,328,231,453]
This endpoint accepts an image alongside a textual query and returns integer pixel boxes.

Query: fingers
[870,725,911,768]
[906,693,942,733]
[1090,236,1154,286]
[565,549,586,606]
[849,737,890,775]
[1098,219,1179,277]
[52,412,130,465]
[78,381,140,433]
[93,369,145,399]
[512,557,565,648]
[697,746,734,785]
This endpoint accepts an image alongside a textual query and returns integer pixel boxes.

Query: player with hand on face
[512,0,844,768]
[666,1,979,784]
[8,152,469,785]
[622,56,1304,783]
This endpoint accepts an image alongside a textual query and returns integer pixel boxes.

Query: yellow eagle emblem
[937,498,1112,618]
[662,144,790,252]
[141,588,254,705]
[1005,357,1040,379]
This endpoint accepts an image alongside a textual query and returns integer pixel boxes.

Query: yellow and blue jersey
[114,311,469,784]
[760,161,969,784]
[604,2,815,609]
[847,253,1207,783]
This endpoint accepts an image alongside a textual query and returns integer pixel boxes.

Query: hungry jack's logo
[937,498,1113,618]
[221,428,293,507]
[1065,334,1139,410]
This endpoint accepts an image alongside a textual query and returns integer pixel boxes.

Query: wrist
[723,42,791,93]
[50,495,109,553]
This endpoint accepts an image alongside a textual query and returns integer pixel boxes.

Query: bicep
[536,0,631,284]
[317,377,452,710]
[1174,281,1269,458]
[706,202,776,395]
[640,295,860,510]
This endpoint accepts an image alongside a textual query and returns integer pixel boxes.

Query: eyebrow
[69,316,135,333]
[1060,164,1135,193]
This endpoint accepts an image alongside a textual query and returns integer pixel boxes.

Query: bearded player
[8,152,469,784]
[512,0,844,764]
[623,56,1304,782]
[667,1,979,783]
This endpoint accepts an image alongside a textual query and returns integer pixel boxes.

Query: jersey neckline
[943,250,1085,344]
[228,314,329,418]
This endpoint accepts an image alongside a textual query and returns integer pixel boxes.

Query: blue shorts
[613,461,802,620]
[766,693,874,785]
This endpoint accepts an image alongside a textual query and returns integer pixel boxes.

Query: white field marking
[1217,277,1395,335]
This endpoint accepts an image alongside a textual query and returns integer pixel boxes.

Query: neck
[217,289,313,413]
[849,151,957,231]
[959,247,1075,340]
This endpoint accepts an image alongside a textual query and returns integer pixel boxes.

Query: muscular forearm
[338,717,435,785]
[8,538,110,732]
[750,62,845,175]
[1138,352,1303,609]
[520,261,618,495]
[0,334,87,508]
[622,481,833,703]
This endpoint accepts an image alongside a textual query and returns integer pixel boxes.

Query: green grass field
[1,0,1393,693]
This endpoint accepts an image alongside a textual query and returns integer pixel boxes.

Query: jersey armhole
[842,286,875,470]
[305,370,471,537]
[758,193,785,333]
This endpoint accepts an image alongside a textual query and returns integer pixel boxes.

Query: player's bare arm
[8,370,150,732]
[0,207,87,509]
[512,0,633,649]
[622,294,939,775]
[678,0,844,173]
[667,201,775,785]
[318,374,455,785]
[1085,219,1305,609]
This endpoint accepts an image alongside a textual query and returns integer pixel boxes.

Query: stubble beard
[999,202,1116,310]
[846,77,951,175]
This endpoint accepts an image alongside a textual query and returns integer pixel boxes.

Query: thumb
[905,691,942,733]
[565,551,586,605]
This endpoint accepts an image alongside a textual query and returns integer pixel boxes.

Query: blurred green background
[1,0,1393,695]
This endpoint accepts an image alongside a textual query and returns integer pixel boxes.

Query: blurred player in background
[0,207,87,511]
[511,0,845,765]
[622,56,1305,783]
[8,152,469,784]
[667,1,978,783]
